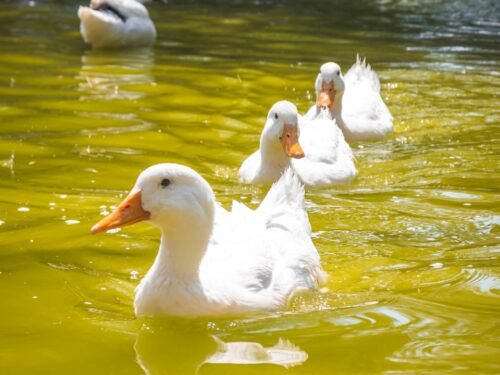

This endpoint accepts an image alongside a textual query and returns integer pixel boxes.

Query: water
[0,0,499,373]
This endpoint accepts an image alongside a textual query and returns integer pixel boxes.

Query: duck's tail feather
[258,168,305,211]
[347,54,381,92]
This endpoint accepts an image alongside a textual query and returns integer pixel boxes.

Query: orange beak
[91,189,150,234]
[316,80,335,108]
[281,124,305,159]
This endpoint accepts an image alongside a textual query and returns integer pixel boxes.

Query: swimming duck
[78,0,157,48]
[238,101,304,185]
[304,56,393,142]
[238,101,356,187]
[91,163,325,317]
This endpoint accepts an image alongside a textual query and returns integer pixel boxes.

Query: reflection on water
[77,49,156,101]
[129,293,498,373]
[134,323,216,374]
[134,322,307,374]
[205,337,307,368]
[0,0,498,373]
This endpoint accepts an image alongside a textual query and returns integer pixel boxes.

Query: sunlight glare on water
[0,0,499,373]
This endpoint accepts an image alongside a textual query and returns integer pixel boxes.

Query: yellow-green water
[0,0,499,373]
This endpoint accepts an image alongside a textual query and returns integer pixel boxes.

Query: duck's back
[291,114,356,187]
[342,56,393,141]
[201,170,325,312]
[78,6,156,48]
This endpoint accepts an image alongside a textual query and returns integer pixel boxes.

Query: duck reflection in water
[77,48,155,101]
[134,321,308,374]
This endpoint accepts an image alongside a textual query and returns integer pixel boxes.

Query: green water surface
[0,0,499,373]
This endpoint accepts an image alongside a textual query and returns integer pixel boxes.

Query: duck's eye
[274,113,279,120]
[337,71,340,76]
[161,178,171,188]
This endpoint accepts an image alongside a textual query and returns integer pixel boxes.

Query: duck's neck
[151,209,214,279]
[329,90,345,128]
[260,132,290,171]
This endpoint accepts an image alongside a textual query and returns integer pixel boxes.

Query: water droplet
[18,207,30,212]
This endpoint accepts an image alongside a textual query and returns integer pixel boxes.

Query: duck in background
[304,57,393,142]
[239,101,356,187]
[78,0,158,48]
[239,101,305,185]
[91,163,325,317]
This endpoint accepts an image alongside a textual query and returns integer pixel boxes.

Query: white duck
[239,101,304,185]
[78,0,157,48]
[91,163,325,317]
[304,57,393,142]
[239,101,356,187]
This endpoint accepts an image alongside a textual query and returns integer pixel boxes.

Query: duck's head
[91,164,215,234]
[314,62,345,110]
[261,101,305,159]
[79,0,151,27]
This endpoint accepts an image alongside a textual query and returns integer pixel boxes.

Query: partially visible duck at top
[304,56,393,142]
[78,0,158,48]
[238,101,356,187]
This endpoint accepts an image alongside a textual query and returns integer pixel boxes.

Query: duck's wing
[212,171,309,250]
[291,115,356,187]
[202,199,282,309]
[257,169,326,292]
[298,113,342,163]
[203,170,325,308]
[342,55,393,141]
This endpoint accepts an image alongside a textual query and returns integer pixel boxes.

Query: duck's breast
[292,116,356,187]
